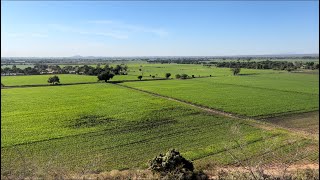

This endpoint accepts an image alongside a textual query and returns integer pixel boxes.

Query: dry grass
[264,111,319,134]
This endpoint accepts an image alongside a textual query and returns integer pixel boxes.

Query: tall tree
[47,75,60,85]
[97,71,114,82]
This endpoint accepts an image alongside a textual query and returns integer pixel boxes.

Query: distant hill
[1,53,318,60]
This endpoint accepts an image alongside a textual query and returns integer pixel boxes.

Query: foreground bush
[149,149,208,180]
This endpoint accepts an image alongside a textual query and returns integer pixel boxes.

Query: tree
[152,75,155,79]
[138,75,143,80]
[165,73,171,79]
[231,67,241,76]
[175,74,181,79]
[47,75,60,85]
[97,71,114,82]
[114,65,122,75]
[12,65,17,73]
[180,74,188,79]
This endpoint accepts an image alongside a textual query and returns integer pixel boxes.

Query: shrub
[180,74,188,79]
[149,149,208,180]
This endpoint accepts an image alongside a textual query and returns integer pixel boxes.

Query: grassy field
[1,74,97,86]
[1,84,318,175]
[127,63,279,77]
[123,79,318,117]
[1,74,155,86]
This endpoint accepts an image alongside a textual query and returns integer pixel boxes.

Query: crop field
[1,74,97,86]
[1,83,318,174]
[128,64,319,93]
[1,74,155,86]
[127,63,279,77]
[123,80,318,117]
[1,64,319,177]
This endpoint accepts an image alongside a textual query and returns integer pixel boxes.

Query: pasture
[1,84,318,173]
[123,78,318,117]
[1,74,155,86]
[1,63,319,176]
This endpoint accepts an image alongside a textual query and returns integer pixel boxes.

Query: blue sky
[1,1,319,57]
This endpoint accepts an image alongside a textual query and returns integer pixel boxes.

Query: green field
[1,74,155,86]
[127,63,277,77]
[123,80,318,117]
[1,74,97,86]
[1,84,318,174]
[1,64,319,176]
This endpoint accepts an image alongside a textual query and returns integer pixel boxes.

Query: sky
[1,1,319,57]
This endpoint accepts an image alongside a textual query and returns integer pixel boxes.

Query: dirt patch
[263,111,319,135]
[206,163,319,179]
[70,115,117,128]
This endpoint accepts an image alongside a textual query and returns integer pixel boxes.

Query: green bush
[149,149,208,180]
[180,74,188,79]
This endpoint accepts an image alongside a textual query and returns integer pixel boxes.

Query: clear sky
[1,1,319,57]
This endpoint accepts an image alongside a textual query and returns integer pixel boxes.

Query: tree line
[205,60,319,71]
[1,64,128,76]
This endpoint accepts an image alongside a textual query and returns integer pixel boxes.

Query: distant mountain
[2,53,319,59]
[71,55,83,58]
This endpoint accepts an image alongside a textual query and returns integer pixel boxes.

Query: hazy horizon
[2,1,319,57]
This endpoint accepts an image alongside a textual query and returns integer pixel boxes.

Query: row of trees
[1,64,128,76]
[205,60,319,71]
[147,57,319,65]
